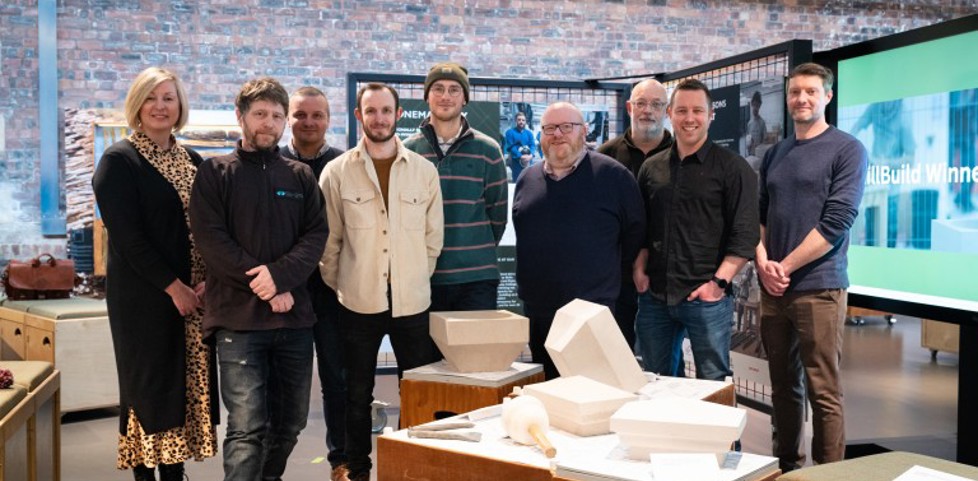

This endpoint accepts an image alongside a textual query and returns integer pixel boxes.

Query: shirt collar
[671,139,714,164]
[236,140,281,164]
[287,139,331,160]
[436,122,465,147]
[354,136,410,164]
[625,128,673,154]
[543,148,588,180]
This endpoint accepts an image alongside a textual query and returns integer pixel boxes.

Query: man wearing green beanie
[405,63,508,312]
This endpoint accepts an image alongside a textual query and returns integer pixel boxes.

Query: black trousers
[338,303,439,478]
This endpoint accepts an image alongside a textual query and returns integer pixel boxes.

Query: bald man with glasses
[599,79,675,353]
[512,101,646,379]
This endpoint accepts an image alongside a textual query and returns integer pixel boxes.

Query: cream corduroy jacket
[319,137,443,317]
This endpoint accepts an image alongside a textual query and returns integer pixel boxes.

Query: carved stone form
[544,299,647,392]
[610,398,747,460]
[522,375,637,436]
[429,310,529,372]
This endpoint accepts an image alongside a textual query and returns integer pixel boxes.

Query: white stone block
[429,310,529,372]
[544,299,647,392]
[522,375,637,436]
[610,398,747,460]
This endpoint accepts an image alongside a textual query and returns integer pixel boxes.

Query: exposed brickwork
[0,0,975,259]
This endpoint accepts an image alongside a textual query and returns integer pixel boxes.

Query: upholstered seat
[2,297,107,319]
[7,360,55,392]
[778,452,978,481]
[0,384,28,419]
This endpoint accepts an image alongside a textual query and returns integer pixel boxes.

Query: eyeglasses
[630,100,667,111]
[541,122,583,135]
[430,85,464,97]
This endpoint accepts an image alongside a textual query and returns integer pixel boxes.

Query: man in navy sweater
[756,63,868,472]
[512,101,645,380]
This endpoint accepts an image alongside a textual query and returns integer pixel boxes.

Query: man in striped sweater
[404,63,508,311]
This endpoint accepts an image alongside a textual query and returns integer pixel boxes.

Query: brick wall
[0,0,975,261]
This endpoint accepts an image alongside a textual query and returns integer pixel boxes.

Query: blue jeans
[430,279,500,312]
[338,304,440,479]
[311,286,347,468]
[215,328,314,481]
[511,156,524,182]
[635,292,733,381]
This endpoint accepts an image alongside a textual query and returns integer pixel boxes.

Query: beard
[791,110,820,125]
[633,120,663,139]
[544,141,580,166]
[243,127,282,152]
[363,122,397,143]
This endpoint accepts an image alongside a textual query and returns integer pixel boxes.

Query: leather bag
[2,253,75,300]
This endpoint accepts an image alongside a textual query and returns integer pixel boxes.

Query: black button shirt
[637,140,759,305]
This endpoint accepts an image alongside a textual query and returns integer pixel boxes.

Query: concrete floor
[60,315,959,480]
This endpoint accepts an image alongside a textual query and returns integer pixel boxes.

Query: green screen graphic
[838,29,978,307]
[839,30,978,107]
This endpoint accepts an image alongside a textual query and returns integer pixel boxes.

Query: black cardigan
[93,139,219,434]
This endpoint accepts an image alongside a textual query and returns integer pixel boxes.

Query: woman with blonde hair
[93,66,218,481]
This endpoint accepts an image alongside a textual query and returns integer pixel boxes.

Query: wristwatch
[711,276,729,289]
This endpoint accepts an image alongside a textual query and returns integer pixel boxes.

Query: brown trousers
[760,289,847,471]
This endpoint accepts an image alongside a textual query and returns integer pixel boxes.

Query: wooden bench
[0,298,117,412]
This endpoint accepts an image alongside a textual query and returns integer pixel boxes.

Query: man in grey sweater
[756,63,868,472]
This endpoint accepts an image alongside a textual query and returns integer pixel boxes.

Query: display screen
[836,28,978,313]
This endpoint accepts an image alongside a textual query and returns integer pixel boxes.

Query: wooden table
[378,434,552,481]
[380,376,763,481]
[399,361,545,428]
[552,474,780,481]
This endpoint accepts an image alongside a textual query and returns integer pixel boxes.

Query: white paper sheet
[893,465,978,481]
[648,453,719,481]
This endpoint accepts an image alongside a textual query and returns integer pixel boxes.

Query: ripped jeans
[215,327,313,481]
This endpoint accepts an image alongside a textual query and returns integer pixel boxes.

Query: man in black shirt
[599,78,674,351]
[632,79,758,381]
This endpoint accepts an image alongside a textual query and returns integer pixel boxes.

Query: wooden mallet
[501,395,557,458]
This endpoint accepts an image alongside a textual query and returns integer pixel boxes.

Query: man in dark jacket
[190,77,328,481]
[280,85,348,481]
[598,78,674,352]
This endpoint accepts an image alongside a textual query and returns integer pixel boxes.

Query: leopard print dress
[116,131,218,469]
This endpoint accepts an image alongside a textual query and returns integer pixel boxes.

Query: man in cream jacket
[319,82,443,481]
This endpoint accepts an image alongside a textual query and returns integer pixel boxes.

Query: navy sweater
[759,126,868,291]
[512,152,645,314]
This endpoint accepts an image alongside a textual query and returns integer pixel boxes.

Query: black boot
[158,462,185,481]
[132,465,156,481]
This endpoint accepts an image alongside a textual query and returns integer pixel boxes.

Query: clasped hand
[246,265,277,301]
[758,260,790,296]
